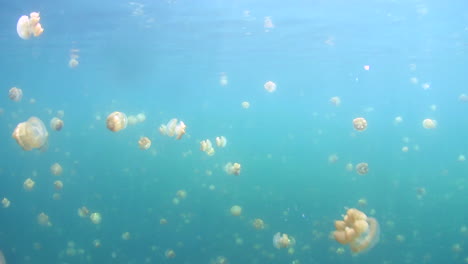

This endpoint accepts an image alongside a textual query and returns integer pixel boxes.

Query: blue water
[0,0,467,263]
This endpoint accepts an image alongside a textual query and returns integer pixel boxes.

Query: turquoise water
[0,0,467,263]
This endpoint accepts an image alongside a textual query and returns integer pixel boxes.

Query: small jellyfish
[200,139,215,156]
[224,162,241,176]
[219,72,228,86]
[252,218,265,230]
[165,249,176,259]
[422,118,437,129]
[37,212,51,226]
[332,208,380,254]
[9,87,23,102]
[17,12,44,40]
[138,137,151,150]
[69,54,79,68]
[264,16,274,30]
[23,178,35,191]
[77,206,89,218]
[127,115,138,126]
[12,117,49,151]
[174,121,186,140]
[136,113,146,123]
[93,239,101,248]
[90,212,102,224]
[330,96,341,106]
[353,117,367,131]
[159,119,186,139]
[176,190,187,199]
[215,136,227,148]
[458,155,466,162]
[394,116,403,125]
[159,218,168,225]
[241,101,250,109]
[2,198,11,208]
[264,81,277,93]
[50,117,64,131]
[230,205,242,216]
[121,232,131,240]
[459,94,468,102]
[355,162,369,175]
[106,111,128,132]
[272,232,295,249]
[54,180,63,190]
[50,163,63,176]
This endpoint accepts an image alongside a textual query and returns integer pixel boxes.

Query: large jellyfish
[106,112,128,132]
[332,208,380,254]
[17,12,44,40]
[12,117,48,151]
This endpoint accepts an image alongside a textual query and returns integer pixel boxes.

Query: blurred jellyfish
[328,154,339,164]
[215,136,227,148]
[159,218,168,225]
[77,206,89,218]
[127,115,138,125]
[219,72,228,86]
[56,110,65,119]
[50,117,64,131]
[330,96,341,106]
[136,113,146,123]
[17,12,44,39]
[106,112,128,132]
[401,146,409,152]
[12,117,48,151]
[252,218,265,230]
[272,232,295,249]
[459,94,468,102]
[54,180,63,190]
[93,239,101,248]
[264,16,274,30]
[8,87,23,102]
[230,205,242,216]
[355,162,369,175]
[200,139,215,156]
[165,249,176,258]
[37,212,51,226]
[121,232,131,240]
[357,198,367,207]
[159,119,186,139]
[422,119,437,129]
[176,190,187,199]
[394,116,403,125]
[241,101,250,109]
[353,117,367,131]
[2,198,11,208]
[90,212,102,224]
[50,163,63,176]
[0,250,5,264]
[23,178,35,191]
[458,155,466,162]
[138,137,151,150]
[212,256,228,264]
[333,208,380,253]
[224,162,241,175]
[264,81,277,93]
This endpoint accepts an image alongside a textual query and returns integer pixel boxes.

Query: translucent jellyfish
[54,180,63,190]
[328,154,339,164]
[355,162,369,175]
[219,72,228,86]
[93,239,101,248]
[8,87,23,102]
[106,111,128,132]
[264,16,274,30]
[215,136,227,148]
[90,212,102,224]
[330,96,341,106]
[1,198,11,208]
[394,116,403,124]
[264,81,277,93]
[159,218,168,225]
[50,163,63,176]
[127,115,138,126]
[165,249,176,258]
[176,190,187,199]
[200,139,215,156]
[17,12,44,40]
[0,250,5,264]
[422,118,437,129]
[252,218,265,230]
[353,117,367,131]
[357,198,367,207]
[77,206,90,218]
[459,94,468,102]
[121,232,131,240]
[37,212,51,226]
[56,110,65,119]
[23,178,35,191]
[402,146,409,152]
[333,208,380,254]
[230,205,242,216]
[159,119,186,139]
[224,162,241,176]
[138,137,151,150]
[174,121,186,139]
[50,117,64,131]
[12,117,49,151]
[458,155,466,162]
[272,232,295,249]
[241,101,250,109]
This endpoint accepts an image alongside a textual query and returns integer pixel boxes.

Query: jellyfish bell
[174,121,186,140]
[90,212,102,224]
[272,232,295,249]
[68,58,79,68]
[353,117,367,131]
[241,101,250,109]
[106,111,128,132]
[12,117,49,151]
[264,81,277,93]
[23,178,35,191]
[422,118,437,129]
[50,163,63,176]
[330,96,341,106]
[138,137,151,150]
[50,117,64,131]
[215,136,227,148]
[230,205,242,216]
[9,87,23,102]
[16,12,44,40]
[355,162,369,175]
[54,180,63,190]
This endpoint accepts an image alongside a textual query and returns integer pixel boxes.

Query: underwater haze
[0,0,467,263]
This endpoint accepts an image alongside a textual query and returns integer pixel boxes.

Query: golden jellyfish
[159,118,186,139]
[54,180,63,190]
[50,117,64,131]
[17,12,44,40]
[90,212,102,224]
[241,101,250,109]
[12,116,49,151]
[50,162,63,176]
[272,232,295,249]
[77,206,90,218]
[252,218,265,230]
[138,137,151,150]
[200,139,215,156]
[332,208,380,254]
[121,232,131,240]
[106,111,128,132]
[355,162,369,175]
[8,87,23,102]
[176,190,187,199]
[159,218,168,225]
[422,118,437,129]
[23,178,35,191]
[2,198,11,208]
[230,205,242,216]
[37,212,51,226]
[215,136,227,148]
[353,117,367,131]
[330,96,341,106]
[93,239,101,248]
[264,81,277,93]
[165,249,176,259]
[52,193,61,200]
[69,57,79,68]
[224,162,241,176]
